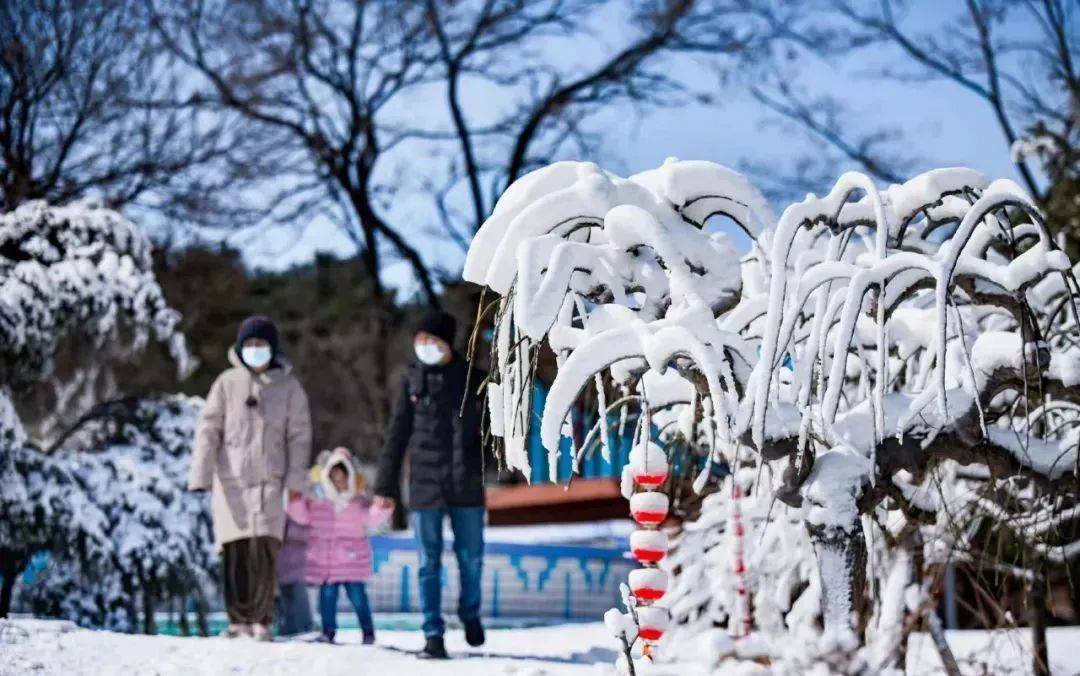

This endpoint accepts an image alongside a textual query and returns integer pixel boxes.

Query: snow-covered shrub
[465,159,1080,672]
[17,396,215,632]
[0,199,194,622]
[660,466,817,667]
[0,403,111,618]
[0,199,190,394]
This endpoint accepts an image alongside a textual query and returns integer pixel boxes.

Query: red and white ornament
[636,606,670,642]
[628,568,668,602]
[630,529,667,564]
[629,491,669,527]
[627,441,668,489]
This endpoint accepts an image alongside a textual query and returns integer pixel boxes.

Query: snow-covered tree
[17,395,214,633]
[465,159,1080,672]
[0,199,189,393]
[0,199,192,619]
[0,399,110,618]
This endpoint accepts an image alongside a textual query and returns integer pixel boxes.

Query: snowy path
[0,619,626,676]
[5,618,1080,675]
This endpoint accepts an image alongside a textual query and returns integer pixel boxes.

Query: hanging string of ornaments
[609,436,753,674]
[605,437,671,674]
[627,442,670,640]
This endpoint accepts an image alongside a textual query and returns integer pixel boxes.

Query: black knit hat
[236,315,280,357]
[416,310,456,346]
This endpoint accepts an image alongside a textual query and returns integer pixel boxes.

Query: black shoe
[464,619,485,647]
[420,636,449,659]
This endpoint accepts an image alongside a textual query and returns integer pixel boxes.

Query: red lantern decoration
[630,530,667,564]
[629,568,668,602]
[636,607,669,642]
[628,441,668,489]
[630,492,669,527]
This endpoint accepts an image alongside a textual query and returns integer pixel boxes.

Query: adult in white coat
[188,315,311,640]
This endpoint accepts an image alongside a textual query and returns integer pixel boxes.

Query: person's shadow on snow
[381,644,619,665]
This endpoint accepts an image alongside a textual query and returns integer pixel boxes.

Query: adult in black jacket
[374,310,486,659]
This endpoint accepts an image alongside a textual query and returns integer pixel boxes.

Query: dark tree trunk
[194,590,210,637]
[0,551,28,618]
[1031,574,1050,676]
[809,519,869,641]
[142,582,157,635]
[178,594,190,637]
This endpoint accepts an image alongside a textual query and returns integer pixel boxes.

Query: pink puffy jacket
[287,453,392,584]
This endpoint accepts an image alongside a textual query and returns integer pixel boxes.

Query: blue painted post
[400,565,410,612]
[944,562,958,629]
[564,570,572,620]
[492,570,500,618]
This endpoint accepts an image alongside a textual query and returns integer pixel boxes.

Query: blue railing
[527,382,635,483]
[367,535,633,620]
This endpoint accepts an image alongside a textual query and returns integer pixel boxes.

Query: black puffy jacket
[375,356,485,510]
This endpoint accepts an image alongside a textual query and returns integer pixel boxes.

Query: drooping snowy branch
[467,158,1080,668]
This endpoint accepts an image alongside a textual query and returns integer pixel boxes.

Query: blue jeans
[413,506,485,638]
[277,582,314,636]
[318,582,374,639]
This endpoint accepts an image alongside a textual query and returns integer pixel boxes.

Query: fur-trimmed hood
[314,447,363,511]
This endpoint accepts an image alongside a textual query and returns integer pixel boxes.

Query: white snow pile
[465,158,1080,673]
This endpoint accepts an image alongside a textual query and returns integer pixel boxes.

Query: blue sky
[235,1,1044,298]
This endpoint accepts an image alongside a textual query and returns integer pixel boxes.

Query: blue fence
[527,381,636,484]
[13,537,633,622]
[366,535,633,620]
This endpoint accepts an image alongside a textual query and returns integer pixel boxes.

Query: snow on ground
[4,618,1080,675]
[906,626,1080,675]
[0,618,626,676]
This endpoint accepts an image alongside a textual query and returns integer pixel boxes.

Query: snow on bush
[14,396,214,632]
[466,158,1080,672]
[0,200,200,627]
[0,199,190,392]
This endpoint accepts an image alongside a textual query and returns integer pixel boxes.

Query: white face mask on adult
[415,342,446,365]
[242,345,273,369]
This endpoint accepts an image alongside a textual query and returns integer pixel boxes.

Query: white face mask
[415,342,445,365]
[241,345,273,369]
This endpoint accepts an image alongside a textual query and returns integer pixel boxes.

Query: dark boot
[420,636,449,659]
[464,619,485,647]
[362,630,376,645]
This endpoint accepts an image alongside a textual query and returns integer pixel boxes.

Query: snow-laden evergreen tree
[0,199,189,393]
[465,159,1080,673]
[19,396,214,633]
[0,200,192,619]
[0,397,111,618]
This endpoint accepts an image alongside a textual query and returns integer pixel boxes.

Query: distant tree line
[11,242,478,466]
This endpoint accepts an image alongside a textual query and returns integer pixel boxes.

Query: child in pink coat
[288,448,391,644]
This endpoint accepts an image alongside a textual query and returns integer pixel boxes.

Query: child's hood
[319,447,360,509]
